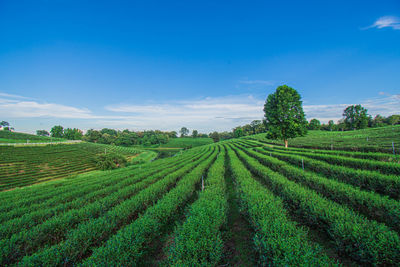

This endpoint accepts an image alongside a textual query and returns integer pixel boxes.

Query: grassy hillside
[0,131,65,143]
[160,137,214,148]
[0,142,143,191]
[247,125,400,153]
[0,133,399,266]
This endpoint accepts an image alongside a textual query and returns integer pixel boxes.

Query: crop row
[0,149,205,241]
[0,145,207,207]
[234,143,400,232]
[226,144,337,266]
[168,146,227,266]
[78,146,218,266]
[232,143,400,265]
[1,146,214,265]
[268,144,400,162]
[268,145,400,176]
[254,146,400,199]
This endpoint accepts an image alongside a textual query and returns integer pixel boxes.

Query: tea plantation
[0,128,399,266]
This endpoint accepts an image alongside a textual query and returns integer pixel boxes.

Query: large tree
[263,85,308,148]
[180,127,189,137]
[308,118,321,130]
[343,105,369,130]
[192,130,198,138]
[0,121,9,127]
[50,125,64,138]
[210,131,220,143]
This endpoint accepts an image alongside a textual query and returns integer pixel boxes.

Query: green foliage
[226,146,336,266]
[1,147,212,266]
[168,147,227,266]
[387,114,400,125]
[63,128,83,140]
[343,104,369,130]
[180,127,189,137]
[233,144,400,265]
[160,137,213,148]
[308,118,321,130]
[263,85,308,147]
[0,143,140,191]
[249,125,400,153]
[94,152,127,170]
[36,130,49,136]
[191,129,198,138]
[233,127,244,138]
[0,130,65,143]
[0,121,10,127]
[210,131,220,142]
[2,128,400,266]
[50,125,64,138]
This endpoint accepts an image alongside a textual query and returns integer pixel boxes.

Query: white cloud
[0,100,95,119]
[104,95,265,132]
[365,16,400,30]
[305,94,400,123]
[2,91,399,132]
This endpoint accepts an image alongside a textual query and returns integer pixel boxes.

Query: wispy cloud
[364,16,400,30]
[304,93,400,122]
[104,95,265,132]
[2,91,399,132]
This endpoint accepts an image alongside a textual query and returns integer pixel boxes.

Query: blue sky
[1,0,399,133]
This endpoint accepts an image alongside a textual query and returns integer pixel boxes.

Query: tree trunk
[284,139,288,148]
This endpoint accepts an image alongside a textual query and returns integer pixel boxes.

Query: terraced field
[247,125,400,153]
[0,142,144,191]
[0,137,399,266]
[0,131,65,143]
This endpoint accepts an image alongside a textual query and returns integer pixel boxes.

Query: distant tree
[308,119,321,130]
[180,127,189,137]
[168,131,178,138]
[210,131,220,142]
[198,133,209,138]
[94,152,127,170]
[371,115,386,128]
[328,120,335,131]
[386,115,400,125]
[263,85,308,148]
[192,130,198,138]
[63,128,83,140]
[233,127,244,138]
[83,129,102,143]
[0,121,9,127]
[219,131,233,140]
[50,125,64,138]
[343,105,369,130]
[36,130,50,136]
[100,128,118,136]
[336,119,346,131]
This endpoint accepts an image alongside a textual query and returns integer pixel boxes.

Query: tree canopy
[0,121,9,127]
[50,125,64,138]
[343,105,369,130]
[263,85,307,147]
[180,127,189,137]
[308,119,321,130]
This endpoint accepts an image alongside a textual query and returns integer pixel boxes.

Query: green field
[247,125,400,153]
[160,137,214,148]
[0,142,143,191]
[0,131,65,143]
[0,130,399,266]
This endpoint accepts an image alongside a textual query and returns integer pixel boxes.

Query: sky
[0,0,399,134]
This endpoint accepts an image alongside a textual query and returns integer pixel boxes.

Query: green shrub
[94,152,127,170]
